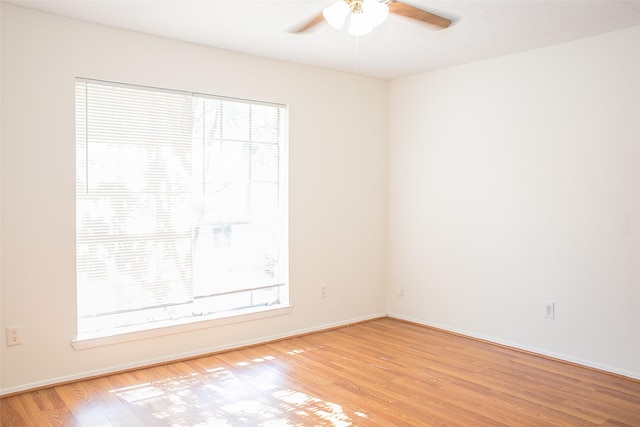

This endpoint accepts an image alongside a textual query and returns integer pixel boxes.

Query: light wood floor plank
[2,317,639,426]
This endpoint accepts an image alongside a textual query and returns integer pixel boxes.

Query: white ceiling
[6,0,640,80]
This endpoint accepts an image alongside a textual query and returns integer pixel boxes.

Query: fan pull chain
[355,35,359,80]
[354,35,360,104]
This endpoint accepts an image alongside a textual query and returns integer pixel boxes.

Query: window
[75,79,288,339]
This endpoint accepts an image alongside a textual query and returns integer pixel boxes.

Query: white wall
[2,3,638,395]
[387,26,640,378]
[0,4,388,393]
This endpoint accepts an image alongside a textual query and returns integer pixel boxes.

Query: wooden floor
[2,318,639,426]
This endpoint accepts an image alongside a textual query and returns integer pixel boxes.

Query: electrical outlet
[321,284,327,298]
[544,302,555,319]
[6,325,22,346]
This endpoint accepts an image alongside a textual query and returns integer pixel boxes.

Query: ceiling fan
[292,0,453,36]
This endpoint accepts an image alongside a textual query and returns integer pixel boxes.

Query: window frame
[73,78,290,347]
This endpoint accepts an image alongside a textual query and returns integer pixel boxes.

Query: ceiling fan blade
[388,1,452,29]
[290,12,325,33]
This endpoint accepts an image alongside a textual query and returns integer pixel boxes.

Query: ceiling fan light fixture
[348,11,373,36]
[295,0,452,35]
[323,1,350,29]
[362,0,389,27]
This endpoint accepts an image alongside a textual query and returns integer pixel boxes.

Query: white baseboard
[0,312,387,396]
[4,311,636,396]
[387,312,640,381]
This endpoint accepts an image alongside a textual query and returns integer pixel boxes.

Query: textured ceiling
[5,0,640,80]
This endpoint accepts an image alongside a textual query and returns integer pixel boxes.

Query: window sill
[71,304,293,350]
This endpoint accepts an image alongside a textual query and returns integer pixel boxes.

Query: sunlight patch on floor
[109,352,368,426]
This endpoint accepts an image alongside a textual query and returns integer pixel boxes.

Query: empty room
[1,0,639,425]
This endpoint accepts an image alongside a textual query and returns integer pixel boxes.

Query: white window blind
[76,79,288,337]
